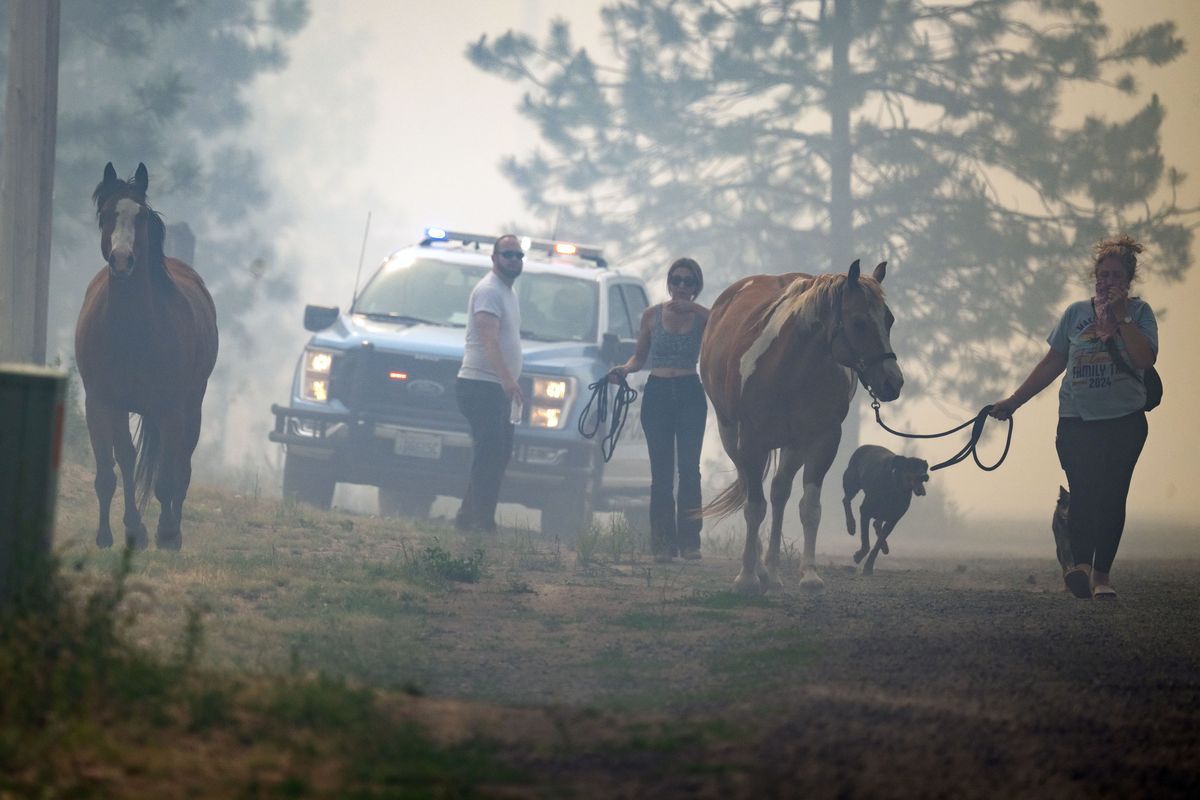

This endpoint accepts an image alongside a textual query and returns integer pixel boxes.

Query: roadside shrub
[401,539,485,583]
[0,548,202,790]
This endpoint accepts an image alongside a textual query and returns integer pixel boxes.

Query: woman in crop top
[608,258,710,562]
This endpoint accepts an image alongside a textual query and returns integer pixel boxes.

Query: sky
[237,0,1200,528]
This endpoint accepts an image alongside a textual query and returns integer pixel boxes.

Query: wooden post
[0,363,66,606]
[165,222,196,266]
[0,0,61,365]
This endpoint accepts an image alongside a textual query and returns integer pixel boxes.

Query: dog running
[842,445,929,575]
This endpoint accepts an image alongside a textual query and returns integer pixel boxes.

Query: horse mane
[771,272,885,330]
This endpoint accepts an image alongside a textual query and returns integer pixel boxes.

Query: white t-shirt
[458,270,522,384]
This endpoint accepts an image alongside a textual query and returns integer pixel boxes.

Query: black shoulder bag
[1104,338,1162,412]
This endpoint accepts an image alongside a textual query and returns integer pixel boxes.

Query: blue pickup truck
[269,229,651,534]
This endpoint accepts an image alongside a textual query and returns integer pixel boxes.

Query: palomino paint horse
[75,163,218,550]
[700,260,903,593]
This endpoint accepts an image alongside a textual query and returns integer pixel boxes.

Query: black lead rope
[578,377,639,463]
[869,398,1014,472]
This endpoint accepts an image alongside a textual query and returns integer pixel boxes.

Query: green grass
[0,546,520,797]
[609,609,679,631]
[681,590,777,610]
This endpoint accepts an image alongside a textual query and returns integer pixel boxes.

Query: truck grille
[332,350,464,425]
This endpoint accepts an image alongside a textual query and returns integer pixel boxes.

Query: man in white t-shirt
[454,234,525,533]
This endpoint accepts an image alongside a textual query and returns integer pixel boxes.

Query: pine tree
[1,0,310,351]
[470,0,1196,403]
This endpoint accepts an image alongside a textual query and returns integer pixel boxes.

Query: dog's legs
[853,510,871,564]
[863,520,895,575]
[842,471,860,537]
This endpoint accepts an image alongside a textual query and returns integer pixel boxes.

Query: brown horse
[75,163,218,550]
[700,260,903,593]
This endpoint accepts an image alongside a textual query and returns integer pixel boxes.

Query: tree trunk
[0,0,60,365]
[827,0,862,467]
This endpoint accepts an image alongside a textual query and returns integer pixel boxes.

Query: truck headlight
[301,348,336,403]
[529,376,574,429]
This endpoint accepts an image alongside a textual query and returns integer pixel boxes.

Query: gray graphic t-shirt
[459,271,522,384]
[1048,297,1158,421]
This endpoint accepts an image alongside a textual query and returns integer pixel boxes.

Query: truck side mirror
[600,332,621,364]
[304,305,339,332]
[601,332,636,365]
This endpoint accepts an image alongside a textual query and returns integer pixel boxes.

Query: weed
[274,496,320,529]
[575,525,601,569]
[504,574,537,594]
[400,539,485,583]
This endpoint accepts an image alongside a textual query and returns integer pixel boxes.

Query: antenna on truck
[350,210,372,309]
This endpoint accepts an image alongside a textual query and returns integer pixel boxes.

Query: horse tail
[133,415,161,513]
[700,451,776,520]
[701,477,746,520]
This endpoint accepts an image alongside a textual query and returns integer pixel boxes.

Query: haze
[45,0,1200,541]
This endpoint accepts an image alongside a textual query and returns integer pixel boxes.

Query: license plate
[394,430,442,459]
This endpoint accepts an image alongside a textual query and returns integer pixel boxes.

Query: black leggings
[1055,412,1147,573]
[641,374,707,556]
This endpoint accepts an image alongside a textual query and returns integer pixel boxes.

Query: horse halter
[829,282,897,390]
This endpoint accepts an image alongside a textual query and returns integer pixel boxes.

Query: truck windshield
[354,257,598,341]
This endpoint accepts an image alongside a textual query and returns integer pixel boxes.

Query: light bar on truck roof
[419,227,607,267]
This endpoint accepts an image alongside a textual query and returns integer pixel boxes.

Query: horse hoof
[798,571,825,593]
[156,532,182,551]
[126,524,149,550]
[852,550,866,564]
[861,565,874,577]
[96,529,113,549]
[732,572,761,595]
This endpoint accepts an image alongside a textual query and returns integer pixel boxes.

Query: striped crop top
[646,305,704,370]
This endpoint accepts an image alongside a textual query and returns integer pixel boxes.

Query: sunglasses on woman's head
[669,275,697,287]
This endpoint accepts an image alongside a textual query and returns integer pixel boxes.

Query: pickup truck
[268,228,651,534]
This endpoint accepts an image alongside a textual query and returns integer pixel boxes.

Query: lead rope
[867,393,1013,472]
[578,377,639,463]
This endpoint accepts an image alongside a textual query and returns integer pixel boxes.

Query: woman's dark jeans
[455,378,514,532]
[640,374,707,556]
[1055,411,1147,573]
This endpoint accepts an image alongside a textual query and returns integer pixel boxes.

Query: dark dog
[842,445,929,575]
[1052,486,1073,575]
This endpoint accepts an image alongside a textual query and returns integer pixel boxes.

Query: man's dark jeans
[455,378,514,532]
[640,374,707,556]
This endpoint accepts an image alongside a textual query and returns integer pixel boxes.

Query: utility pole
[0,0,61,365]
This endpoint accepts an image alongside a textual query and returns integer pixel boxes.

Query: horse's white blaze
[737,282,822,397]
[111,198,139,255]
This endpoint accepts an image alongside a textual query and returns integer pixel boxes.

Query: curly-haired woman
[991,236,1158,600]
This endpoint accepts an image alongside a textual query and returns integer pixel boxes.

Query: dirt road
[50,466,1199,797]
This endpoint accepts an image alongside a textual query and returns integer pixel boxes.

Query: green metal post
[0,363,66,605]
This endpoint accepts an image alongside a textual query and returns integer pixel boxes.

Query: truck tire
[282,453,335,510]
[379,487,435,520]
[540,482,595,538]
[621,504,651,537]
